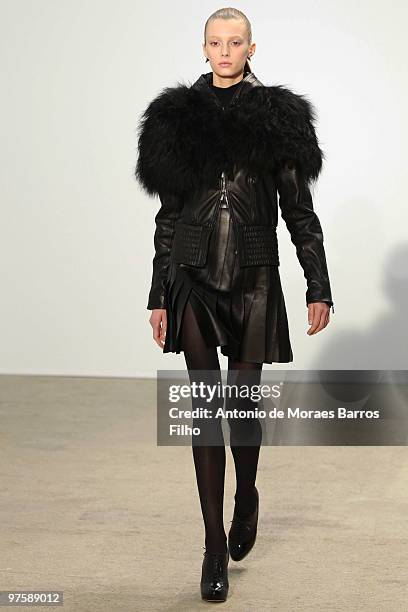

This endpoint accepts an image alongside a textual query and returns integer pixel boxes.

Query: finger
[307,304,319,334]
[159,312,167,346]
[309,308,327,335]
[321,307,330,330]
[307,306,323,335]
[316,308,328,333]
[159,321,167,345]
[152,323,163,347]
[307,304,314,326]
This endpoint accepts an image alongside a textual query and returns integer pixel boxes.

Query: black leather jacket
[135,71,334,313]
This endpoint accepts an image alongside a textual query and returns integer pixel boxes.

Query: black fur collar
[135,71,324,197]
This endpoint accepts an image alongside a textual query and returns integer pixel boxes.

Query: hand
[306,302,330,335]
[149,308,167,348]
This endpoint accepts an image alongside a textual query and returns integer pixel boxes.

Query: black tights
[181,301,263,554]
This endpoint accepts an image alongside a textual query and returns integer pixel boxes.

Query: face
[203,18,255,79]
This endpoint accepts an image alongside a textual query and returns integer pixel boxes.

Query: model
[135,7,334,604]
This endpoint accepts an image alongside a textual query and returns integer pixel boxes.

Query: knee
[192,416,224,446]
[226,396,263,445]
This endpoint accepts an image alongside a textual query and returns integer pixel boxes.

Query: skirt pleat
[162,207,293,364]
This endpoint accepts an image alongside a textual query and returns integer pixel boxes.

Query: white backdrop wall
[0,0,406,377]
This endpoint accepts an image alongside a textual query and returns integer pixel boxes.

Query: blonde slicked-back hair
[204,7,253,73]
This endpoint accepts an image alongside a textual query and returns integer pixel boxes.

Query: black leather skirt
[163,206,293,364]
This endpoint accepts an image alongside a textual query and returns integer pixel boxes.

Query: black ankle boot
[200,549,229,602]
[228,486,259,562]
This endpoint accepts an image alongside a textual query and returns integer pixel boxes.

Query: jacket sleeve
[276,160,334,311]
[147,191,184,310]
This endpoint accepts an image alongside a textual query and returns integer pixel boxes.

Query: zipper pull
[220,171,228,207]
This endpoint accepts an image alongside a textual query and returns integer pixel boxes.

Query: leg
[226,356,263,517]
[181,300,227,554]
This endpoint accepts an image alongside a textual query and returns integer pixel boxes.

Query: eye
[231,41,242,45]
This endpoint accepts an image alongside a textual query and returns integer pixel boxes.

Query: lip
[219,62,232,66]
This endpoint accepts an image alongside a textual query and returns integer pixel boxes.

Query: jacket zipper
[220,171,228,208]
[249,175,256,222]
[220,171,239,254]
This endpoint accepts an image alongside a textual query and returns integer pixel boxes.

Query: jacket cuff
[306,294,334,313]
[147,290,166,310]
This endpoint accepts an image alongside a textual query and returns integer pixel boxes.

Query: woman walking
[135,7,334,603]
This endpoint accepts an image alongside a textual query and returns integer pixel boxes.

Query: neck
[212,71,244,88]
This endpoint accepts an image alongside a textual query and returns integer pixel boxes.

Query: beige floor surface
[0,375,407,611]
